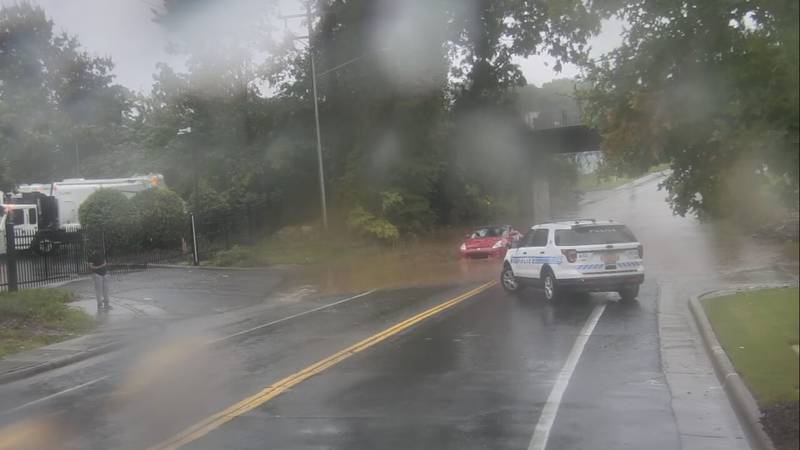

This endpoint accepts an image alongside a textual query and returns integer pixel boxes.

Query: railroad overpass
[526,125,602,221]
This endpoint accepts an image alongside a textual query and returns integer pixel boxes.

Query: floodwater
[287,241,501,294]
[289,172,798,294]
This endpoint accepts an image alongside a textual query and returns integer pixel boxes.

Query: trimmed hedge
[79,187,187,251]
[132,188,187,249]
[78,189,138,251]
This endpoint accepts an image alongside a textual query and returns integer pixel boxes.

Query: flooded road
[288,171,796,296]
[0,172,796,450]
[577,172,796,286]
[287,246,501,294]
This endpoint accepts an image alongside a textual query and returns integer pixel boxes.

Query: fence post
[75,231,83,274]
[5,216,18,292]
[190,213,199,266]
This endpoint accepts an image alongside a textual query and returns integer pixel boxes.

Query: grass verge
[702,287,799,450]
[0,289,95,359]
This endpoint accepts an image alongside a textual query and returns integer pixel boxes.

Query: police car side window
[521,230,536,247]
[531,229,548,247]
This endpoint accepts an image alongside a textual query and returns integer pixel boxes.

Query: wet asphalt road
[1,172,795,450]
[183,284,668,450]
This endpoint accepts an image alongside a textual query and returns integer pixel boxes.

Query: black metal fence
[1,211,259,292]
[1,228,90,291]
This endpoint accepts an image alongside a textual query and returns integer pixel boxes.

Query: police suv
[500,219,644,301]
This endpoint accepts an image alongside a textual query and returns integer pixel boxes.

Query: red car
[459,225,521,259]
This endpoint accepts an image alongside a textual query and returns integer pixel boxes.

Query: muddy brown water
[285,245,501,294]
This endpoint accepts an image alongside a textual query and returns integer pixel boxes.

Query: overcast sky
[1,0,624,92]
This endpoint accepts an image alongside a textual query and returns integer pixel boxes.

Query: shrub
[132,188,187,249]
[346,205,400,243]
[208,245,260,267]
[188,182,230,223]
[78,189,138,251]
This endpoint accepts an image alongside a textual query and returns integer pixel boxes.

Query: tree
[78,189,139,251]
[447,0,602,111]
[582,0,799,219]
[0,3,131,185]
[132,188,187,249]
[515,79,583,129]
[265,0,606,233]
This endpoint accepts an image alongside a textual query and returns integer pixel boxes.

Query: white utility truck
[1,175,164,255]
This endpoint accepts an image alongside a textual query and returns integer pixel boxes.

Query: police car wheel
[618,285,639,302]
[500,265,519,292]
[542,271,559,301]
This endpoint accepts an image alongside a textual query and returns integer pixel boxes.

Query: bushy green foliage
[583,0,799,218]
[0,3,131,185]
[10,0,796,242]
[131,188,187,249]
[78,189,138,251]
[187,181,230,220]
[208,245,264,267]
[346,205,400,243]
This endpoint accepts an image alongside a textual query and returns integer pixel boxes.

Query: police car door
[512,228,541,278]
[527,228,550,280]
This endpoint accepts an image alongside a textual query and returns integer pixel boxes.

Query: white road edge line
[209,289,378,344]
[4,375,110,415]
[528,302,607,450]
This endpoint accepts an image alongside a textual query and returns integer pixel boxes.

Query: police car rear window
[554,226,636,246]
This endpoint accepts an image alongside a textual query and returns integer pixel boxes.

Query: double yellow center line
[149,281,497,450]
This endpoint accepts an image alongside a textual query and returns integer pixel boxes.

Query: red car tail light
[561,249,577,263]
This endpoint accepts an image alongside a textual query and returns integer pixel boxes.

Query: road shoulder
[658,282,750,450]
[689,285,796,450]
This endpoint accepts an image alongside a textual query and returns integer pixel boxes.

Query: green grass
[0,289,95,358]
[702,287,799,406]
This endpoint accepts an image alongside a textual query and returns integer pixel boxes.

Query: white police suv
[500,219,644,301]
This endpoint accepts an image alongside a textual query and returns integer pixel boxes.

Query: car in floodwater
[500,219,644,301]
[459,225,521,259]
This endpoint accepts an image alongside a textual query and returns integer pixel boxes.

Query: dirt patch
[761,402,799,450]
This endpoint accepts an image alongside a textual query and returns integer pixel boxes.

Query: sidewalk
[659,282,751,450]
[0,295,164,385]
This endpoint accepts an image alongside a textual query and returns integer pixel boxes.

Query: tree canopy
[0,3,130,190]
[582,0,799,218]
[2,0,796,237]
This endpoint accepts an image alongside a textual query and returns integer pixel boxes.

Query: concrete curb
[688,284,796,450]
[0,340,126,385]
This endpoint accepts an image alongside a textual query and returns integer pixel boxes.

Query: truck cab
[0,203,39,253]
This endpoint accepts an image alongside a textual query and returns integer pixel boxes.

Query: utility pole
[75,141,80,178]
[282,4,328,231]
[281,5,389,231]
[306,1,328,231]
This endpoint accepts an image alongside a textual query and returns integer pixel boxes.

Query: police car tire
[542,270,559,301]
[619,285,639,302]
[500,264,520,293]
